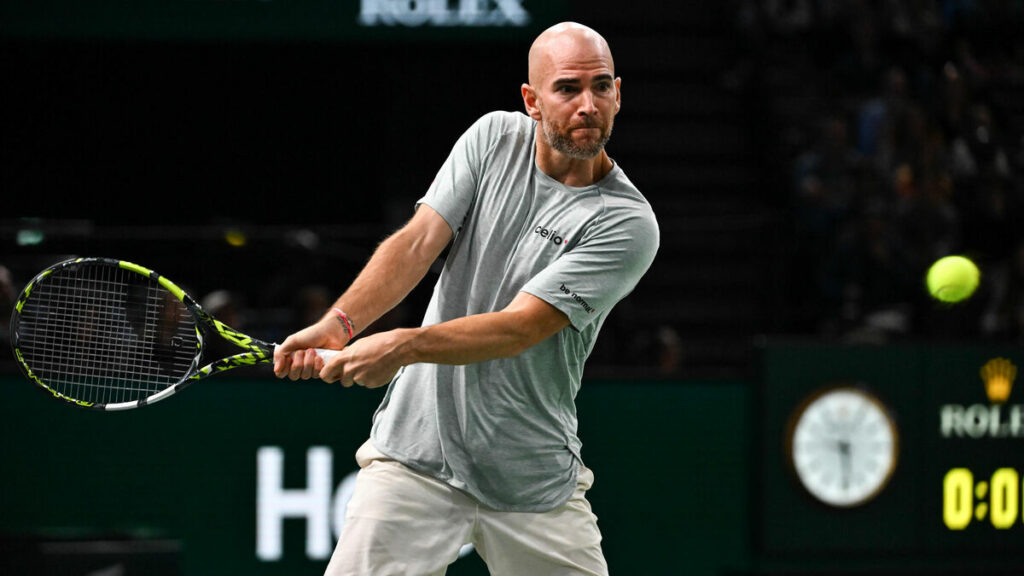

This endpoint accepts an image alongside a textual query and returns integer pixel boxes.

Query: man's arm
[273,204,453,379]
[318,291,571,388]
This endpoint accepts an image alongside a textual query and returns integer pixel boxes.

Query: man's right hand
[273,317,350,380]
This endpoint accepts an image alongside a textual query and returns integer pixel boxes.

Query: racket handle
[314,348,339,360]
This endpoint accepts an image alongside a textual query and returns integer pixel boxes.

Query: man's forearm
[322,291,570,388]
[331,206,452,335]
[394,293,571,367]
[333,231,432,332]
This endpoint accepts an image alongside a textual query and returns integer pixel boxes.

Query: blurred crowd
[736,0,1024,342]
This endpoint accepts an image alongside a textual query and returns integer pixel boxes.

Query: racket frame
[10,257,277,410]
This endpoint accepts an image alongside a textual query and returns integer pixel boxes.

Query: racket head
[10,257,203,410]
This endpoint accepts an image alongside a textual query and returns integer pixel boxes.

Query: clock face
[788,386,899,507]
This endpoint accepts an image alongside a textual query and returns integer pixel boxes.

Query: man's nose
[577,90,598,115]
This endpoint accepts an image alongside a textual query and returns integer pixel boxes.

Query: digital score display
[943,468,1021,531]
[928,355,1024,560]
[758,344,1024,572]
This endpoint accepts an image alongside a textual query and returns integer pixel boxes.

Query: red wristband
[331,308,354,339]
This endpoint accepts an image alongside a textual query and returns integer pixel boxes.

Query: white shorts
[324,440,609,576]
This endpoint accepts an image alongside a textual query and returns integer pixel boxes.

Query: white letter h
[256,446,333,561]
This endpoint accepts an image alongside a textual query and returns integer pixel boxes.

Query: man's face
[531,39,620,160]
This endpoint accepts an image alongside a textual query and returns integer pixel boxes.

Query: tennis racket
[10,257,337,410]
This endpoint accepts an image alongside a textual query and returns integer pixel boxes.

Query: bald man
[275,22,659,575]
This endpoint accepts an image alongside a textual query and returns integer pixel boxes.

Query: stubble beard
[541,116,614,160]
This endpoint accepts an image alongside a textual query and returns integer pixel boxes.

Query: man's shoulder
[469,110,535,145]
[599,166,660,242]
[476,110,533,129]
[603,166,654,214]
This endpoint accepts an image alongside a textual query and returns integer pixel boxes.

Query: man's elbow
[501,336,533,359]
[500,323,561,358]
[495,295,570,358]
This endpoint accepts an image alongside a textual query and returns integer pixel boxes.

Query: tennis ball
[926,256,979,303]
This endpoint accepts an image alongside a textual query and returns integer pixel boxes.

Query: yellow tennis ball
[927,256,979,303]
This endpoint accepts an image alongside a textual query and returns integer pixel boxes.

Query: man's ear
[521,83,542,121]
[614,77,622,114]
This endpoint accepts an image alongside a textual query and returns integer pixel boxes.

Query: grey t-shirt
[370,111,659,512]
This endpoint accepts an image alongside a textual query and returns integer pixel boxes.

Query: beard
[541,115,614,160]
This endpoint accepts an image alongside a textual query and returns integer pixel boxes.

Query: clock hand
[838,440,852,490]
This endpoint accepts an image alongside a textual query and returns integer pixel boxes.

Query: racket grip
[314,348,339,360]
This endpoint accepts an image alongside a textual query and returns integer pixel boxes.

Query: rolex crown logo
[980,358,1017,404]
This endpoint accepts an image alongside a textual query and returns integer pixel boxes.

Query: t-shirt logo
[533,225,569,246]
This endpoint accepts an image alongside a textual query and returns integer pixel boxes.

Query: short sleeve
[416,113,506,234]
[521,206,659,330]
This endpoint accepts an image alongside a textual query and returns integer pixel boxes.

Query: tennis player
[274,21,659,575]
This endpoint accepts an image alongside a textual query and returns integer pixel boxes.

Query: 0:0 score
[944,468,1021,530]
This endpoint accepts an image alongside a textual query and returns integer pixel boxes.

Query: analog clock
[787,386,899,507]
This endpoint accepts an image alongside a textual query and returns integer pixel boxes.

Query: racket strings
[16,263,199,405]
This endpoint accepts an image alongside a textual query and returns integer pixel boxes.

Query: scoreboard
[757,343,1024,574]
[931,353,1022,550]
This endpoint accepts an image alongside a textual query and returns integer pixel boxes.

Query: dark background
[5,2,1023,380]
[2,2,773,379]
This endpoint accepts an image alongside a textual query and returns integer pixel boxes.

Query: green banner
[0,372,750,575]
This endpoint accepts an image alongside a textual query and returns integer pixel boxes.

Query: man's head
[522,22,620,160]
